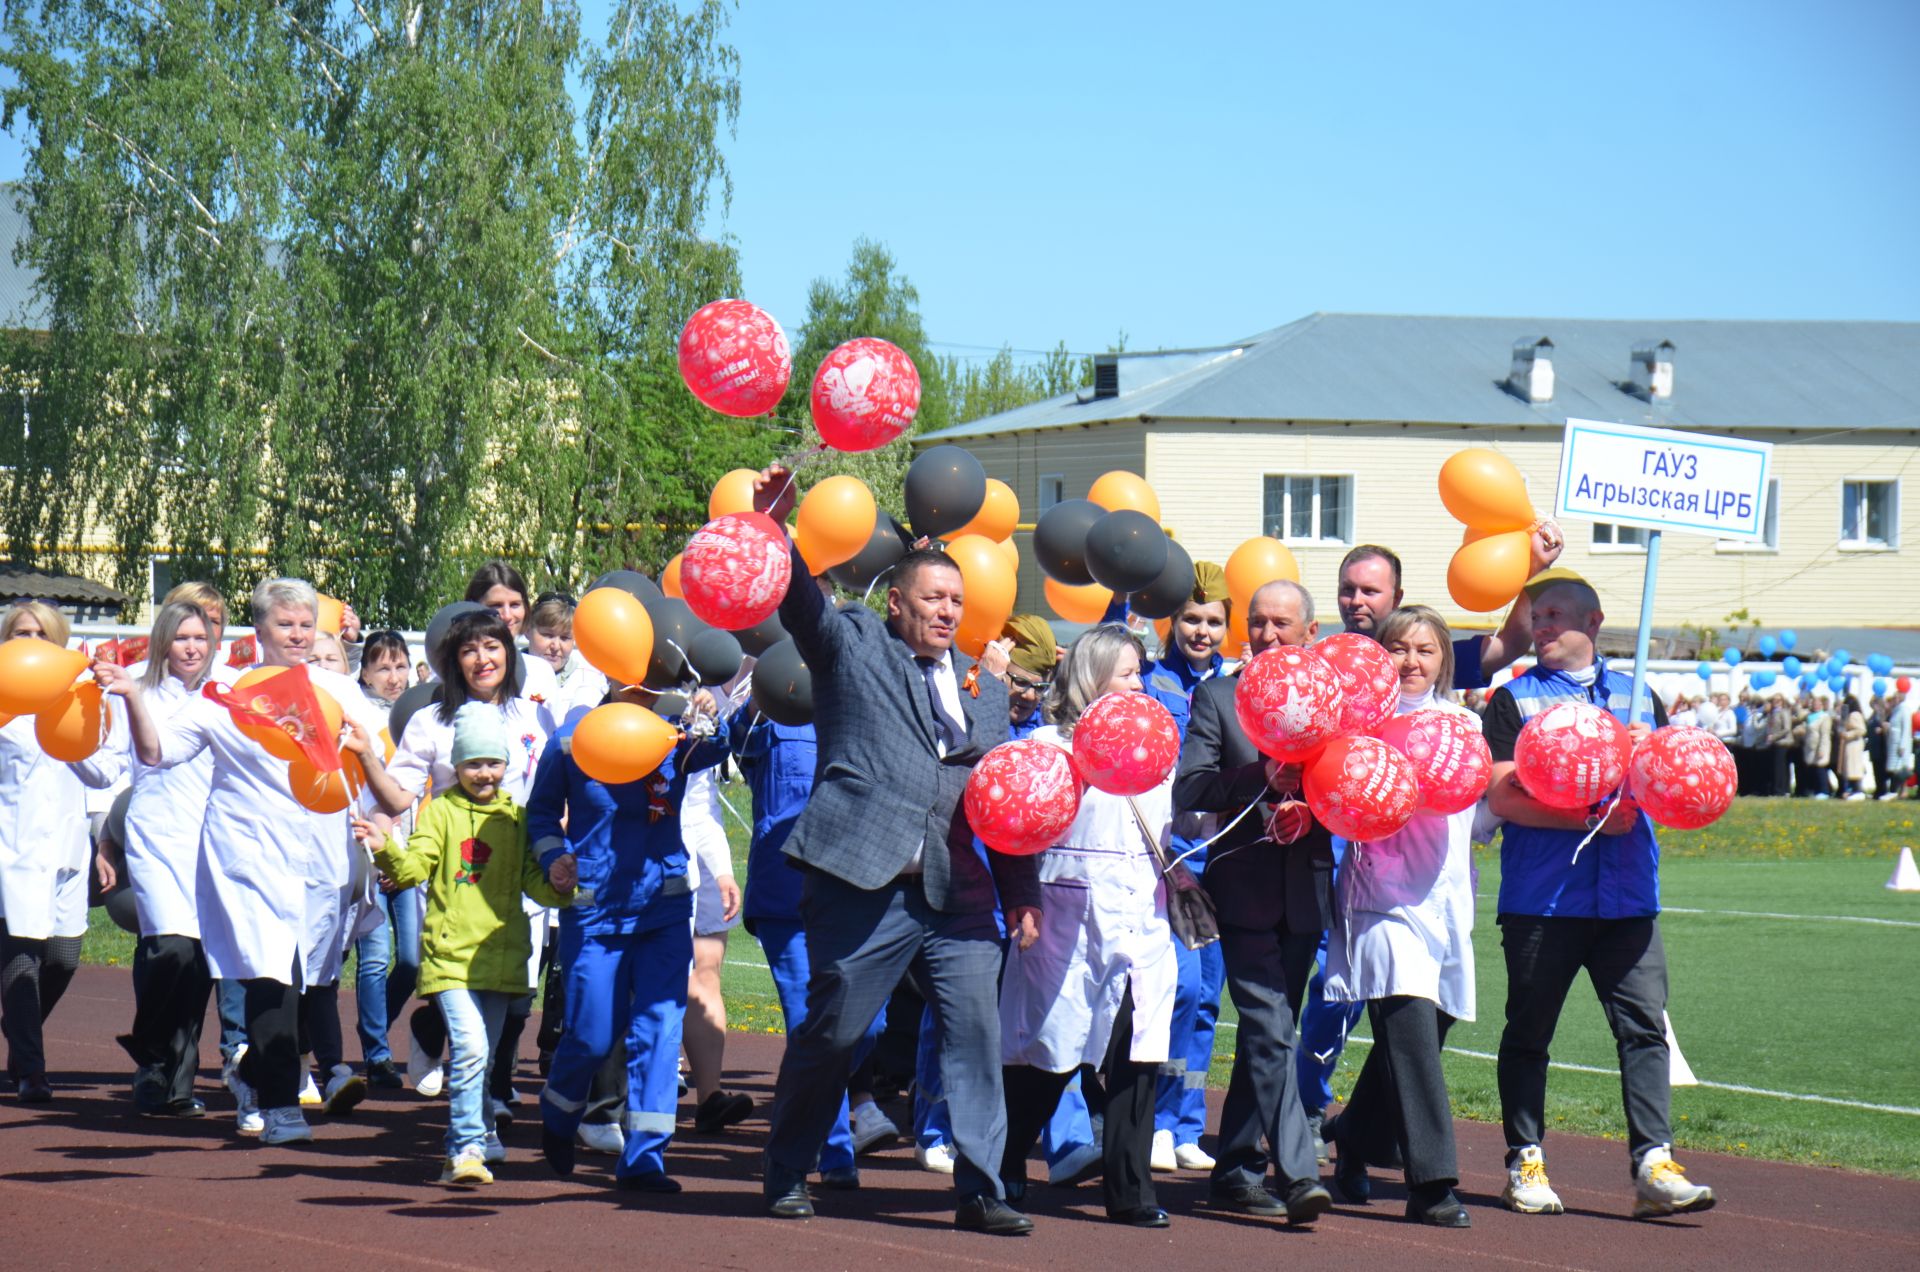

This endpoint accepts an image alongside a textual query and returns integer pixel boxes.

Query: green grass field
[82,795,1920,1177]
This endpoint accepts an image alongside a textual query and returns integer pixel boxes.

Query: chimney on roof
[1630,340,1675,401]
[1092,354,1120,399]
[1507,336,1554,403]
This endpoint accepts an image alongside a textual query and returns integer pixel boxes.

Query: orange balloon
[316,595,345,635]
[995,537,1020,574]
[946,533,1016,625]
[574,587,656,687]
[1447,530,1533,611]
[0,639,89,715]
[35,680,110,762]
[1088,470,1161,523]
[661,554,684,599]
[228,666,344,763]
[1224,537,1301,607]
[570,702,679,785]
[945,478,1020,542]
[1153,617,1171,647]
[288,750,365,814]
[1044,577,1113,624]
[795,475,878,571]
[708,468,760,521]
[1225,608,1252,662]
[376,727,397,763]
[1438,449,1535,533]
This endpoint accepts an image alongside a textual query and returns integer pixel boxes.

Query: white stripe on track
[1663,905,1920,929]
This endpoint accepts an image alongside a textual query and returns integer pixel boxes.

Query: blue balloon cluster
[1696,660,1714,680]
[1780,630,1798,651]
[1874,677,1891,697]
[1723,647,1742,667]
[1750,670,1777,689]
[1758,635,1778,657]
[1782,655,1803,678]
[1868,653,1895,677]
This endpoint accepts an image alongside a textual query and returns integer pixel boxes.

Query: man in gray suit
[754,468,1042,1235]
[1172,579,1336,1225]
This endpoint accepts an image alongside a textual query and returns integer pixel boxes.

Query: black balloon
[904,445,987,539]
[827,513,909,594]
[587,569,663,606]
[687,626,744,686]
[104,886,139,935]
[753,638,813,726]
[1033,498,1105,586]
[388,680,444,744]
[1085,510,1169,593]
[735,609,790,658]
[424,601,489,661]
[105,787,132,851]
[641,596,700,687]
[1129,537,1196,620]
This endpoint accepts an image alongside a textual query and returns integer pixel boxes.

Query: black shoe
[616,1173,682,1194]
[693,1090,753,1134]
[16,1074,52,1104]
[140,1095,206,1118]
[1331,1137,1370,1204]
[817,1166,860,1191]
[1408,1188,1471,1228]
[1108,1204,1171,1228]
[1284,1179,1334,1226]
[1210,1183,1286,1217]
[541,1124,576,1178]
[955,1194,1033,1236]
[366,1060,404,1090]
[767,1180,814,1219]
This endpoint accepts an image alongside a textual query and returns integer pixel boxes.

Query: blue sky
[5,1,1916,358]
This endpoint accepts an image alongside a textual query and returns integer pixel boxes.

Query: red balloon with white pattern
[1302,736,1421,842]
[964,739,1082,856]
[679,512,794,632]
[1233,645,1347,763]
[1375,708,1494,815]
[676,299,792,417]
[810,337,921,453]
[1071,691,1180,796]
[1626,725,1738,830]
[1316,631,1402,736]
[1512,701,1632,810]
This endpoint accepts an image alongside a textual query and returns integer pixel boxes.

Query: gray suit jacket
[1173,673,1334,936]
[777,550,1039,915]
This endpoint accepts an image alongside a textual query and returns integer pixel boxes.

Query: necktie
[918,657,967,751]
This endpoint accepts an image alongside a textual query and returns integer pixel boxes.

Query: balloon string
[1569,788,1624,865]
[1166,792,1268,870]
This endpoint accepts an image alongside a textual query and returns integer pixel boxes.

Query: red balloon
[680,512,794,632]
[1233,645,1347,762]
[677,299,792,417]
[1899,676,1913,694]
[1627,725,1738,830]
[1512,701,1632,810]
[1316,632,1401,736]
[1071,692,1180,796]
[964,740,1082,856]
[1303,736,1420,842]
[810,337,921,453]
[1376,708,1493,815]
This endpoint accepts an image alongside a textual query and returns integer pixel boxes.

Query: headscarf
[1001,613,1057,677]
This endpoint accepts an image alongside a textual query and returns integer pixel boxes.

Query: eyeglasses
[1008,675,1051,696]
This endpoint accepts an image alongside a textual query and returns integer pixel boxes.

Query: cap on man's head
[1000,613,1057,677]
[1522,566,1593,600]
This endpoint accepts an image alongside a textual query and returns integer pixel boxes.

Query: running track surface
[3,967,1916,1272]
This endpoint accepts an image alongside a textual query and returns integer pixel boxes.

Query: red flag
[204,664,343,773]
[115,637,149,667]
[95,639,119,665]
[227,634,257,667]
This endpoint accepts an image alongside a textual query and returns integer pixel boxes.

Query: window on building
[1037,474,1065,513]
[1262,474,1352,545]
[1717,479,1781,552]
[1841,480,1899,549]
[1592,521,1651,552]
[149,556,174,607]
[0,391,28,466]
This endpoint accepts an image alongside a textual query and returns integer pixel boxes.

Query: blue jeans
[436,987,513,1156]
[217,978,248,1064]
[1155,934,1225,1142]
[1295,938,1365,1115]
[755,918,885,1174]
[354,889,422,1066]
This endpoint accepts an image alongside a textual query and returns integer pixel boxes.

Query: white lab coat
[0,716,91,940]
[152,664,387,986]
[1324,692,1479,1022]
[1000,724,1177,1071]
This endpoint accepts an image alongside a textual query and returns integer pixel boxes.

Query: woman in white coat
[103,577,393,1145]
[1322,605,1478,1228]
[998,624,1178,1228]
[0,602,96,1102]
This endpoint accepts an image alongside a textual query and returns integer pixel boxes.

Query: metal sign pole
[1628,528,1662,726]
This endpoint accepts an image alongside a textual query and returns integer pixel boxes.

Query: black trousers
[1339,996,1457,1187]
[238,977,302,1109]
[300,983,343,1074]
[1212,923,1321,1192]
[130,934,212,1103]
[0,924,82,1078]
[1497,915,1671,1170]
[1001,978,1156,1214]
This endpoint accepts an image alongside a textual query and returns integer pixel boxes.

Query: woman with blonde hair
[1321,604,1480,1227]
[998,623,1179,1227]
[0,601,94,1102]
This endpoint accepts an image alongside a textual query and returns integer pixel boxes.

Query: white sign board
[1555,417,1774,541]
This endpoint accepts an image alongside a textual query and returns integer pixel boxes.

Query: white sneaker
[322,1064,366,1115]
[1633,1145,1716,1218]
[297,1070,322,1107]
[484,1131,507,1164]
[1174,1141,1217,1170]
[915,1142,956,1174]
[1846,791,1868,801]
[576,1121,625,1155]
[1047,1140,1102,1185]
[441,1144,494,1186]
[1503,1145,1565,1214]
[1150,1128,1178,1173]
[408,1042,445,1098]
[226,1046,264,1136]
[849,1101,899,1154]
[260,1106,314,1145]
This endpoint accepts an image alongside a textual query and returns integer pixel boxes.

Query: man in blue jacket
[1483,570,1716,1220]
[529,690,725,1193]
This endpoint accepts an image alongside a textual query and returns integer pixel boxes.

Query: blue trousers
[354,888,422,1067]
[1295,936,1365,1115]
[1154,934,1225,1143]
[437,987,511,1156]
[756,918,885,1174]
[541,919,690,1180]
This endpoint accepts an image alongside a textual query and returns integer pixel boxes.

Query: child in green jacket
[353,703,571,1185]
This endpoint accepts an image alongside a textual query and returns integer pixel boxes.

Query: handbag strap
[1123,795,1175,876]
